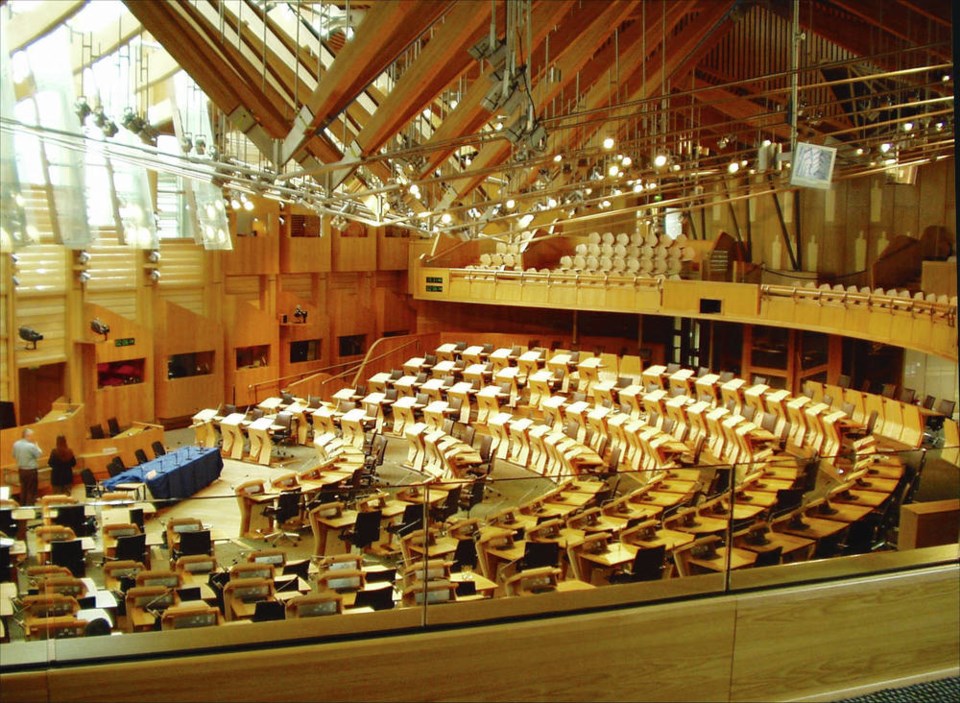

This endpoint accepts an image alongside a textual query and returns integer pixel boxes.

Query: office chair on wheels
[260,489,302,545]
[270,412,296,460]
[339,510,383,554]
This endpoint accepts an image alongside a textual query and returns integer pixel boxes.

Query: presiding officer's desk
[102,446,223,501]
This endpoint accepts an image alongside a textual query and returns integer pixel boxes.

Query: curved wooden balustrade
[415,268,958,361]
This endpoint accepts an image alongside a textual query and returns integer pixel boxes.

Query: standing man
[13,428,42,506]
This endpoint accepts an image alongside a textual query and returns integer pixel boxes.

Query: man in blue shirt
[12,428,42,506]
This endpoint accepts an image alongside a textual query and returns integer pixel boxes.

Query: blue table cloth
[103,446,223,501]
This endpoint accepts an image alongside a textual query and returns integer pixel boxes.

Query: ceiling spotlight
[76,250,91,265]
[879,142,892,154]
[230,198,241,210]
[547,197,557,208]
[600,199,611,209]
[78,271,91,284]
[243,199,254,212]
[902,121,913,132]
[943,74,951,82]
[608,164,620,177]
[632,182,643,193]
[653,154,668,168]
[180,135,193,153]
[440,213,453,225]
[553,154,562,163]
[101,119,118,138]
[855,147,865,156]
[621,156,632,167]
[728,161,740,174]
[602,136,615,150]
[293,305,308,323]
[147,249,161,263]
[149,269,161,283]
[75,97,91,124]
[505,198,516,210]
[19,326,43,349]
[194,136,206,155]
[90,318,110,340]
[935,121,944,131]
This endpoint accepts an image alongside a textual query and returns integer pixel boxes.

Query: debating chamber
[0,1,957,702]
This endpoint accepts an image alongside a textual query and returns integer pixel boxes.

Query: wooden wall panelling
[276,290,327,390]
[377,225,410,271]
[729,566,960,702]
[0,402,85,477]
[329,273,376,365]
[223,298,279,406]
[375,272,416,337]
[280,206,332,273]
[331,221,377,272]
[158,240,206,290]
[14,294,68,368]
[223,197,280,276]
[81,303,154,427]
[153,299,224,422]
[891,179,920,241]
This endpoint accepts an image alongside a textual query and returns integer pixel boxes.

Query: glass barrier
[0,423,956,671]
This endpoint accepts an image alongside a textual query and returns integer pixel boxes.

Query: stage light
[90,318,110,340]
[602,136,615,150]
[653,153,668,168]
[19,327,43,350]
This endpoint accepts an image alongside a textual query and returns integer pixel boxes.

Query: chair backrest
[151,441,166,457]
[50,539,85,576]
[80,468,97,488]
[274,489,302,523]
[921,395,936,410]
[899,388,915,404]
[107,417,122,436]
[837,374,851,389]
[176,554,218,576]
[627,544,667,581]
[229,563,275,582]
[177,529,212,557]
[248,549,286,567]
[521,540,560,570]
[89,424,106,439]
[114,533,148,562]
[276,412,293,431]
[936,399,956,417]
[351,510,383,546]
[136,570,182,589]
[107,458,125,478]
[134,449,150,465]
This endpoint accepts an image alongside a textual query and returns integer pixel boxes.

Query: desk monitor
[455,580,477,597]
[76,595,96,609]
[353,587,395,611]
[364,567,396,584]
[128,508,145,530]
[177,586,201,602]
[178,530,211,557]
[251,600,285,622]
[282,560,310,580]
[0,508,16,537]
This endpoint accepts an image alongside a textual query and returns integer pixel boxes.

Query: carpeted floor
[834,676,960,702]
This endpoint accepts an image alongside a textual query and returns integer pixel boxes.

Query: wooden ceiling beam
[413,0,577,178]
[2,0,85,54]
[354,0,493,157]
[692,78,794,142]
[443,1,637,202]
[896,0,951,28]
[281,0,452,165]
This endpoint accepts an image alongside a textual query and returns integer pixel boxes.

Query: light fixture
[149,270,161,283]
[78,271,91,284]
[607,164,620,177]
[147,249,161,263]
[547,197,558,208]
[75,97,91,124]
[621,156,632,167]
[293,305,308,324]
[602,136,615,150]
[505,198,516,210]
[553,154,562,163]
[194,136,206,155]
[653,153,668,169]
[76,250,91,265]
[90,318,110,341]
[879,142,892,153]
[441,212,453,225]
[243,198,254,212]
[855,147,865,156]
[728,161,740,174]
[19,326,43,350]
[902,121,913,132]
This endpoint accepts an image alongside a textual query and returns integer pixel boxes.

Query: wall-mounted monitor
[790,142,837,190]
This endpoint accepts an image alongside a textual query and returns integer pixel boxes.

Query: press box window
[290,339,322,363]
[338,334,366,357]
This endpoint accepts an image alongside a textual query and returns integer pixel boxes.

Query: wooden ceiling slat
[829,0,951,61]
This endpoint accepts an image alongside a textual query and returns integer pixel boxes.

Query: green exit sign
[426,285,443,293]
[425,276,443,284]
[115,337,136,347]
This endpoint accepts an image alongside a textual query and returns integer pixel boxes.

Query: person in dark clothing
[48,435,77,496]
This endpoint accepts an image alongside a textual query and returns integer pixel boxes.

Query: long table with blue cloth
[103,446,223,501]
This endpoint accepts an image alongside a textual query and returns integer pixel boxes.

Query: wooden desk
[688,546,757,573]
[830,488,889,508]
[219,413,247,460]
[778,515,848,541]
[191,408,219,448]
[311,509,358,557]
[628,527,695,552]
[579,542,637,583]
[899,499,960,550]
[737,531,816,562]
